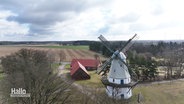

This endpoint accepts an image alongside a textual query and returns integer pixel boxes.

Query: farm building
[70,61,90,80]
[70,59,100,80]
[71,59,100,70]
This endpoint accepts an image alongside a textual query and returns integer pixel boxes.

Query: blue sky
[0,0,184,41]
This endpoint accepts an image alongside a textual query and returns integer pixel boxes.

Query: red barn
[70,61,90,80]
[71,59,100,71]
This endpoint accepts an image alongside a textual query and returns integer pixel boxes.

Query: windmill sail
[122,34,139,53]
[119,34,138,52]
[98,35,114,53]
[97,57,113,74]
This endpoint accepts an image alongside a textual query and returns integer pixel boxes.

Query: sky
[0,0,184,41]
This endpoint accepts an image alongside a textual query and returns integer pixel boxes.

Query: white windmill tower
[97,34,138,99]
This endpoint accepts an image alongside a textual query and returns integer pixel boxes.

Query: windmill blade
[98,35,114,53]
[122,42,134,53]
[97,57,113,75]
[122,35,139,53]
[119,34,138,52]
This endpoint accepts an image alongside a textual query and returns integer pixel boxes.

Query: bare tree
[174,48,184,78]
[162,50,179,79]
[1,49,71,104]
[162,52,173,79]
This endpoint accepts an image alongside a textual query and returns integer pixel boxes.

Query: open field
[131,80,184,104]
[0,45,105,62]
[36,45,89,50]
[0,46,21,58]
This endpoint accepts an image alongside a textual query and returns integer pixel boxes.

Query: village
[1,38,184,103]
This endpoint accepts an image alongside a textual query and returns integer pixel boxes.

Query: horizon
[1,39,184,42]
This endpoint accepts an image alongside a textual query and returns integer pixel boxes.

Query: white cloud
[0,0,184,41]
[0,11,28,40]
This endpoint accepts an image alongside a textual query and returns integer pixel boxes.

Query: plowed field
[0,45,105,62]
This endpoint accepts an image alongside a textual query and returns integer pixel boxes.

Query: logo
[10,88,30,97]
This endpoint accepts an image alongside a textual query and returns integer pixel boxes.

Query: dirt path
[58,62,70,75]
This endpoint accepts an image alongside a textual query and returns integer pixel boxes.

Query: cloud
[2,0,88,35]
[151,6,164,16]
[0,0,184,41]
[98,26,110,34]
[1,0,111,36]
[120,13,140,23]
[0,11,28,41]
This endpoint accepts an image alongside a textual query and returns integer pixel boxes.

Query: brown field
[0,45,105,62]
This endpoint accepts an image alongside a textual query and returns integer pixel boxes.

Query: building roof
[71,59,100,68]
[70,61,90,80]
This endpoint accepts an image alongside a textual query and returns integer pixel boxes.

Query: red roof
[71,59,100,69]
[70,61,90,80]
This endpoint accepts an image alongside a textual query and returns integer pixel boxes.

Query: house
[70,61,90,80]
[71,59,100,71]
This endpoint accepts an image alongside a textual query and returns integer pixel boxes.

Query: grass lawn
[51,63,60,69]
[36,45,89,50]
[65,64,70,69]
[129,80,184,104]
[75,70,104,88]
[51,63,60,74]
[0,65,5,80]
[0,73,5,80]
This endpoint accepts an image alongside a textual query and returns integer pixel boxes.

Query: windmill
[97,34,139,99]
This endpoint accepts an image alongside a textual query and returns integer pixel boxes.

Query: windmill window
[121,80,124,84]
[113,79,115,82]
[121,94,124,99]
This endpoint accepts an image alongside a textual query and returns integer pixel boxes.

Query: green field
[37,45,89,50]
